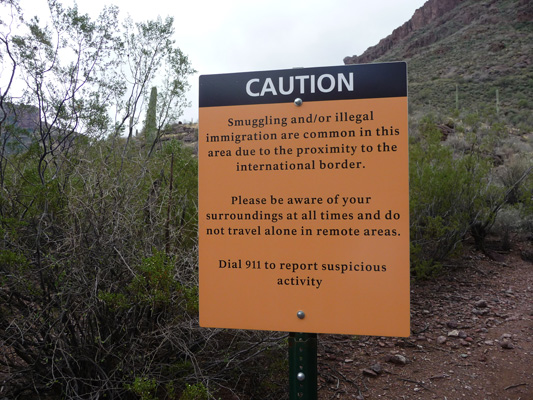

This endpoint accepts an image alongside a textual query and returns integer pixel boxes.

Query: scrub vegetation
[409,112,532,278]
[0,1,286,399]
[0,0,532,398]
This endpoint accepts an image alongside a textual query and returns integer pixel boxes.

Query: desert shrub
[487,156,533,244]
[126,377,158,400]
[492,205,522,250]
[496,156,533,205]
[179,383,209,400]
[0,137,199,397]
[516,164,533,234]
[0,2,287,398]
[409,115,501,277]
[0,135,287,400]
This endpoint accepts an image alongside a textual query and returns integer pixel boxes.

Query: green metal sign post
[289,333,317,400]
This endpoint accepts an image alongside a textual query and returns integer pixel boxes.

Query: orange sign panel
[199,63,410,336]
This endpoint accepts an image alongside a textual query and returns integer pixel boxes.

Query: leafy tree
[0,0,198,397]
[8,0,121,184]
[0,2,287,400]
[112,15,194,144]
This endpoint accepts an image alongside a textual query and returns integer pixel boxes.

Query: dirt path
[317,239,533,400]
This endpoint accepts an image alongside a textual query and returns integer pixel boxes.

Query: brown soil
[317,237,533,400]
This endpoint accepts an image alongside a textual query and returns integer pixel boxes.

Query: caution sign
[199,63,410,336]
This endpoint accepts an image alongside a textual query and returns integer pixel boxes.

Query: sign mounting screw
[297,310,305,319]
[294,98,303,106]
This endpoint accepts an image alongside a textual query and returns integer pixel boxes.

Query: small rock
[370,363,382,374]
[387,354,408,365]
[447,321,459,329]
[473,308,490,315]
[362,368,378,377]
[344,359,354,363]
[448,330,460,337]
[458,330,468,338]
[437,336,447,344]
[500,333,512,340]
[475,299,488,308]
[484,340,494,346]
[500,341,514,349]
[459,339,470,347]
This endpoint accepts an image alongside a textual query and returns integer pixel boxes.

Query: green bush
[0,131,286,400]
[0,136,202,398]
[409,115,500,277]
[126,377,158,400]
[179,383,209,400]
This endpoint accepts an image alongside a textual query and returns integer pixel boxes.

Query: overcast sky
[18,0,427,122]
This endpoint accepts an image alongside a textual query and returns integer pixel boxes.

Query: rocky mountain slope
[345,0,533,128]
[0,104,40,152]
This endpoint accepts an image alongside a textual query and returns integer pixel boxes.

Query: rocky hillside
[345,0,533,128]
[0,104,39,152]
[344,0,462,65]
[0,104,40,131]
[161,122,199,154]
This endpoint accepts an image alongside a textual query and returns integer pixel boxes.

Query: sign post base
[289,332,317,400]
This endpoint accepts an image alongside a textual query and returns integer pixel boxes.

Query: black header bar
[199,62,406,108]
